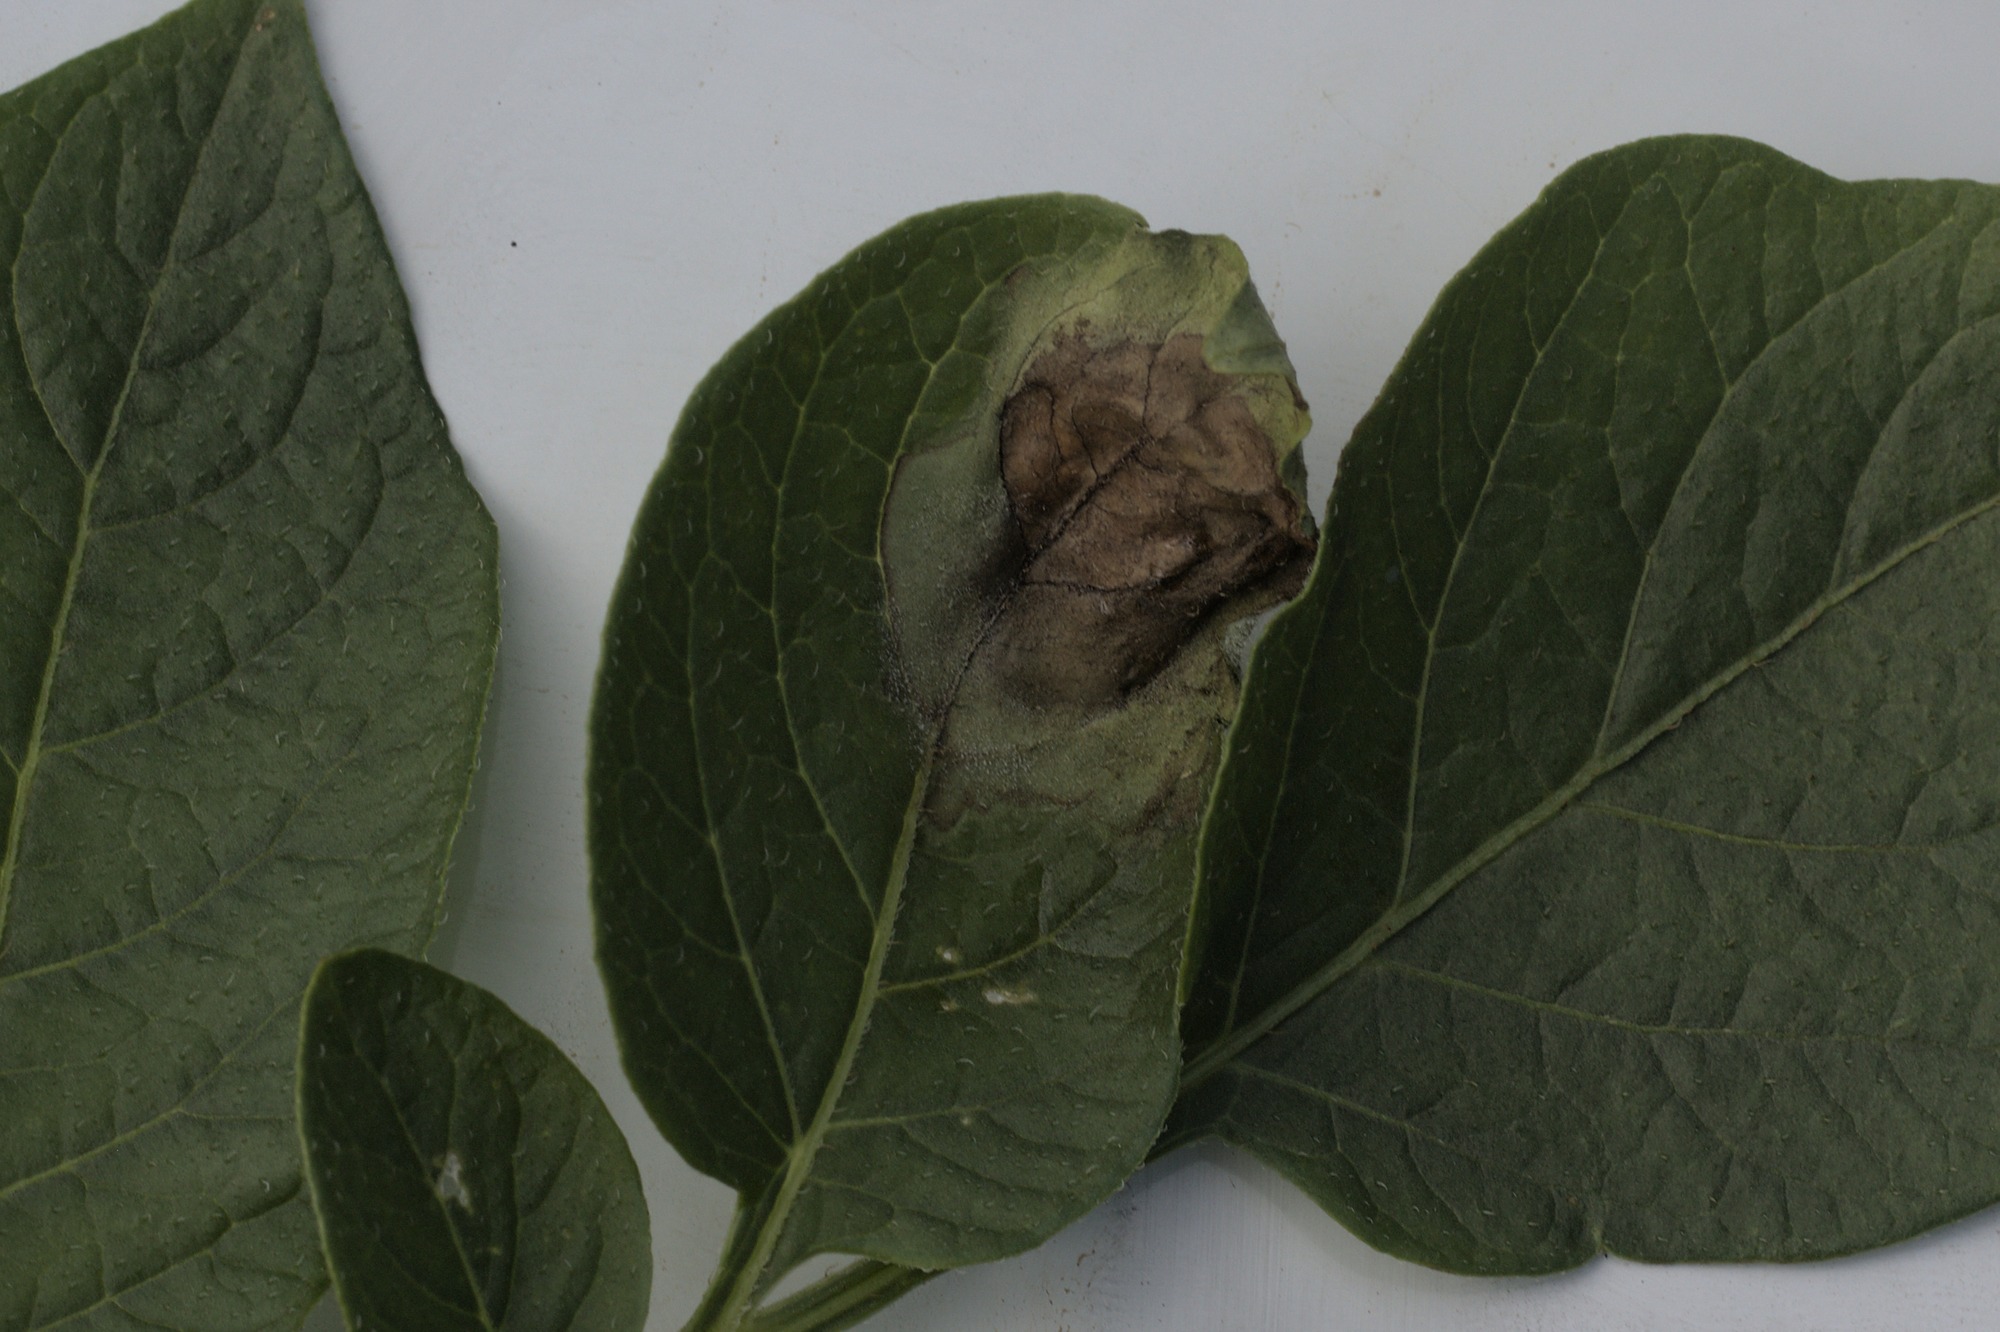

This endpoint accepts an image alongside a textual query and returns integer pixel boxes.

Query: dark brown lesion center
[984,331,1316,706]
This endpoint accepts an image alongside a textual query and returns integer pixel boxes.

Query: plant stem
[742,1261,936,1332]
[682,1187,781,1331]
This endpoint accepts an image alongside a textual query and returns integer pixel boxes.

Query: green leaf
[0,1,498,1325]
[588,196,1314,1326]
[1174,134,2000,1272]
[298,950,651,1332]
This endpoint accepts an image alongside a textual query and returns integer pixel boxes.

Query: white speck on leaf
[435,1151,473,1210]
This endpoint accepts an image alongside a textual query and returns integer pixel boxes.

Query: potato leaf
[0,1,497,1325]
[588,196,1314,1326]
[1175,135,2000,1271]
[298,951,651,1332]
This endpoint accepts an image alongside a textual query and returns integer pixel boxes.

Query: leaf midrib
[0,21,256,949]
[699,753,933,1330]
[695,265,1127,1322]
[1183,481,2000,1092]
[360,1029,501,1332]
[673,268,962,1319]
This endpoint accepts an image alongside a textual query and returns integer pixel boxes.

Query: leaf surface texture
[299,951,651,1332]
[590,195,1313,1321]
[0,1,498,1323]
[1177,134,2000,1270]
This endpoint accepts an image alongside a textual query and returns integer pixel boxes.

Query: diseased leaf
[298,950,651,1332]
[588,196,1313,1326]
[1173,134,2000,1271]
[0,2,498,1326]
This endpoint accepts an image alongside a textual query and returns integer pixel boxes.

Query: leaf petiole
[741,1261,936,1332]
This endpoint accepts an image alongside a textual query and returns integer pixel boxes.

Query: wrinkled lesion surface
[988,330,1315,706]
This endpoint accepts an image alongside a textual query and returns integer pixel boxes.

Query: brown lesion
[983,331,1316,706]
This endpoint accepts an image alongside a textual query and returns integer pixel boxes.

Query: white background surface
[13,3,2000,1329]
